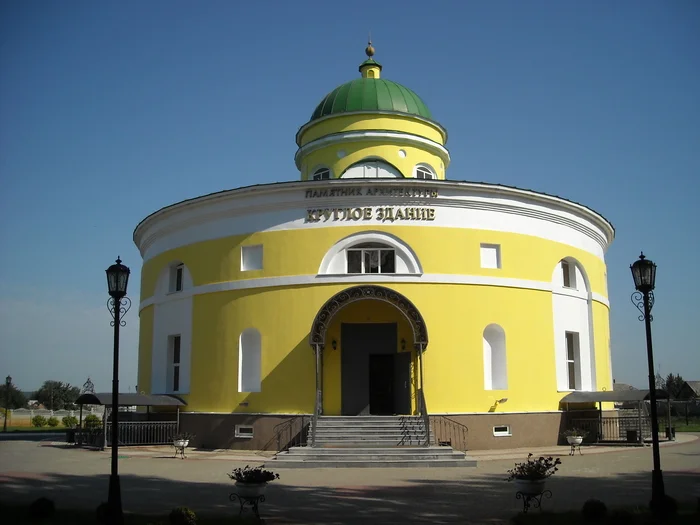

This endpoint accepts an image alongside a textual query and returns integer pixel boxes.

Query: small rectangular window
[565,331,579,390]
[562,261,576,288]
[480,244,501,269]
[175,265,183,292]
[235,425,254,438]
[173,366,180,392]
[493,425,511,436]
[169,335,182,393]
[241,245,263,271]
[347,250,362,273]
[173,336,181,364]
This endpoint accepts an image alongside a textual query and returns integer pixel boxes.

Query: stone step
[284,446,459,456]
[267,458,477,468]
[314,423,428,429]
[313,440,430,448]
[317,416,424,422]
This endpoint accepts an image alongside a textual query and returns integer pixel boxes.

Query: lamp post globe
[630,252,666,515]
[106,257,130,299]
[105,256,131,525]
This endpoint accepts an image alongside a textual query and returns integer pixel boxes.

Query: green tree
[664,373,685,399]
[0,382,27,409]
[34,381,80,410]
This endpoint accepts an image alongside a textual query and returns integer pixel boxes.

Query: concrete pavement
[1,433,699,523]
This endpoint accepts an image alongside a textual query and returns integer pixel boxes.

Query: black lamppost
[3,375,11,432]
[630,252,666,512]
[106,257,131,525]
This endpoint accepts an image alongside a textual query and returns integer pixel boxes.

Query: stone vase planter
[513,478,546,495]
[173,439,189,449]
[235,481,268,498]
[566,436,583,446]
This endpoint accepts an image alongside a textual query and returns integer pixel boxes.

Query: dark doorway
[369,355,394,414]
[341,322,411,415]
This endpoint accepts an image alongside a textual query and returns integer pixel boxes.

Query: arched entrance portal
[309,286,429,416]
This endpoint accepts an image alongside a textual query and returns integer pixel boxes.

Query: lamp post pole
[106,257,131,525]
[630,252,665,513]
[3,376,10,432]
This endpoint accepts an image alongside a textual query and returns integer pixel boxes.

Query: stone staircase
[267,415,476,468]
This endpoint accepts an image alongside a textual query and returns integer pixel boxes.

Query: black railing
[418,389,432,447]
[430,416,469,451]
[104,421,178,446]
[311,389,321,447]
[271,415,310,452]
[569,417,649,443]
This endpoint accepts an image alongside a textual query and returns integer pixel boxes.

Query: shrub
[31,415,47,427]
[47,416,59,427]
[228,465,280,483]
[84,414,102,429]
[606,509,638,525]
[649,494,678,518]
[28,497,55,520]
[581,499,607,522]
[506,454,562,482]
[62,415,79,428]
[169,506,197,525]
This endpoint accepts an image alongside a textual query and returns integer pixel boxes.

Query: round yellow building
[134,44,614,453]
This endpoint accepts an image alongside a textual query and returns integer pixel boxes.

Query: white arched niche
[551,257,596,391]
[340,159,404,179]
[154,261,194,297]
[483,324,508,390]
[238,328,262,393]
[318,231,423,275]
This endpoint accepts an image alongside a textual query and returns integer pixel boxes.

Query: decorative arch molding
[318,230,423,275]
[551,256,590,294]
[340,158,404,179]
[309,285,428,349]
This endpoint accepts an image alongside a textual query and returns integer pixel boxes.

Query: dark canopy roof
[75,393,186,407]
[561,389,668,404]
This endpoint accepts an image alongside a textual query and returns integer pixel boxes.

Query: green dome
[310,78,432,121]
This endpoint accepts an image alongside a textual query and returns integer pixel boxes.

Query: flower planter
[513,478,546,496]
[235,481,267,498]
[566,436,583,446]
[173,439,189,449]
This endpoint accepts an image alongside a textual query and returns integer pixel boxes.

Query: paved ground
[1,434,699,524]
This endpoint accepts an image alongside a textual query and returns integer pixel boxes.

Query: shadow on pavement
[1,469,699,524]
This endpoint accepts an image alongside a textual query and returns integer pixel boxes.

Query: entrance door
[393,351,412,415]
[369,355,394,415]
[341,323,397,415]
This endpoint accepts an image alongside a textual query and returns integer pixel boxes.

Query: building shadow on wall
[183,331,315,452]
[1,467,699,524]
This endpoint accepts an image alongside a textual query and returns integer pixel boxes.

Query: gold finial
[365,37,375,59]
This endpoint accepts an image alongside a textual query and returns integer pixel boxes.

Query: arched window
[340,160,403,179]
[551,258,595,391]
[415,165,434,179]
[483,324,507,390]
[312,167,330,180]
[347,242,395,274]
[238,328,261,393]
[318,231,423,275]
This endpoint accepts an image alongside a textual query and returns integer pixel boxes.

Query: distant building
[678,381,700,400]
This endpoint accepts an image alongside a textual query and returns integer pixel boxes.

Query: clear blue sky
[1,1,698,393]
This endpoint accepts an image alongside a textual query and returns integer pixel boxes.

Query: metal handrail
[310,389,321,447]
[419,389,432,447]
[270,414,309,452]
[430,416,469,452]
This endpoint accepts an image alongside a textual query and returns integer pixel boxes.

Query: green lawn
[673,423,700,432]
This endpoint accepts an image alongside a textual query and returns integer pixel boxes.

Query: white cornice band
[294,130,451,169]
[139,273,610,312]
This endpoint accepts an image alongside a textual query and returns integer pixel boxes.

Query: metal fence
[104,421,178,446]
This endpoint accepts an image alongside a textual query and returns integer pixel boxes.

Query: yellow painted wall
[136,226,611,415]
[139,226,609,301]
[137,306,154,394]
[301,142,445,180]
[592,301,613,392]
[298,114,446,147]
